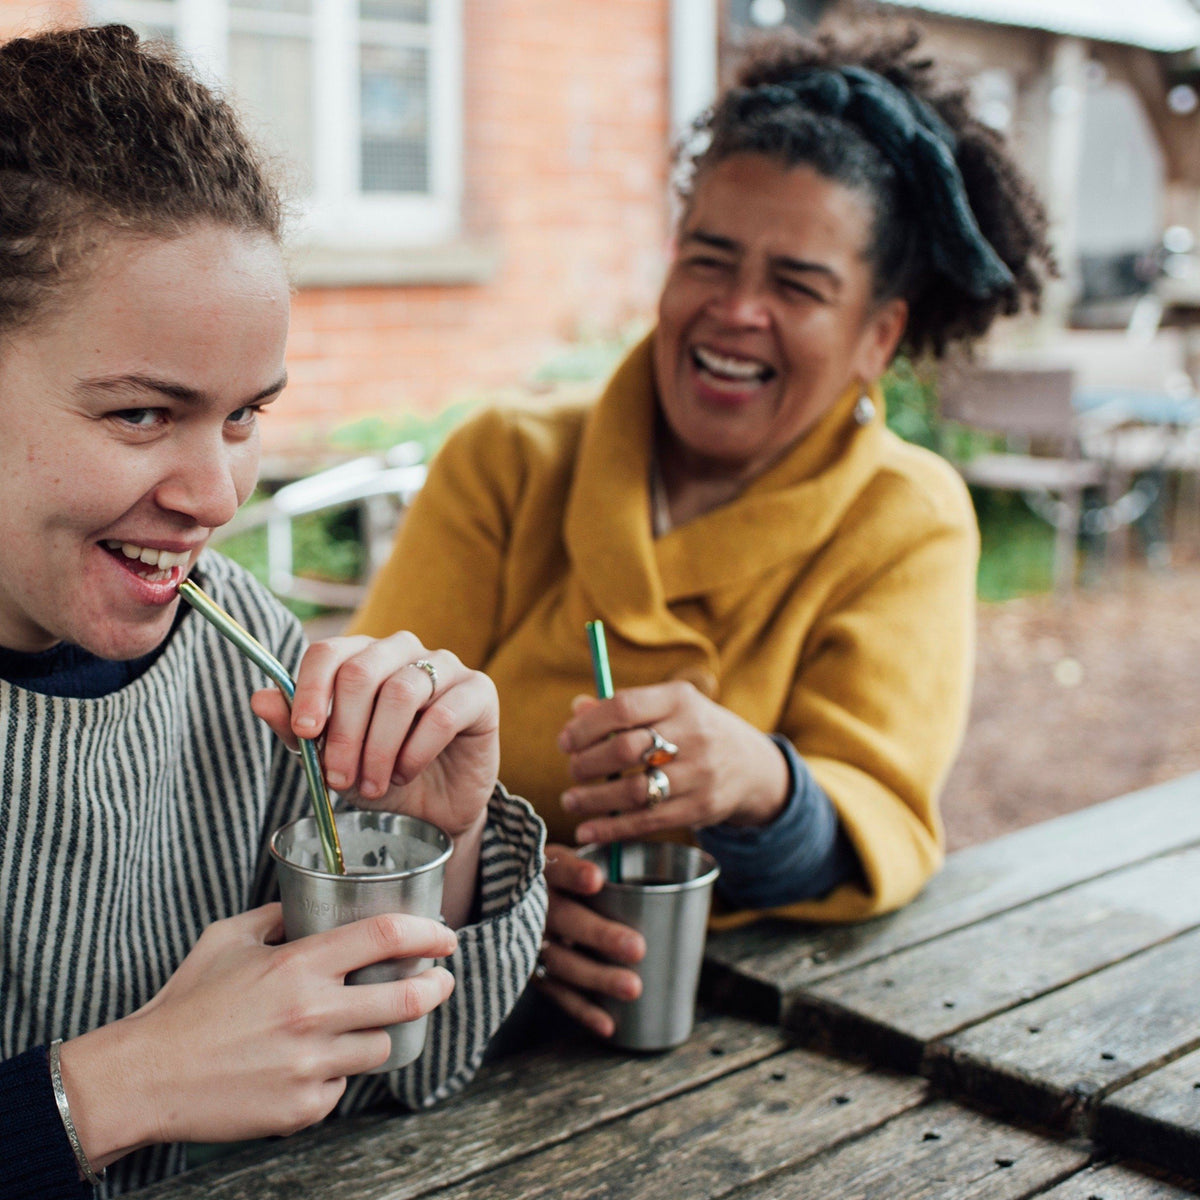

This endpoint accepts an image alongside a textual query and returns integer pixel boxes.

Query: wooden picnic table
[140,773,1200,1199]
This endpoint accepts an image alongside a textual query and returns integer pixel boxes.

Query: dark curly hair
[0,24,282,335]
[675,23,1055,359]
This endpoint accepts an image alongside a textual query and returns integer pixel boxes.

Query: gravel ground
[941,562,1200,851]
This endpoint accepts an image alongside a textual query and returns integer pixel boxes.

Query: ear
[852,297,909,384]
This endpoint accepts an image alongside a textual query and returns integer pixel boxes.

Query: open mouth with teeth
[691,345,776,389]
[102,540,191,584]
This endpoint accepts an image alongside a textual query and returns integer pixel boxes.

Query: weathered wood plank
[1098,1047,1200,1183]
[735,1099,1088,1200]
[704,773,1200,1020]
[138,1012,787,1200]
[788,847,1200,1073]
[1033,1161,1199,1199]
[931,927,1200,1133]
[426,1049,926,1200]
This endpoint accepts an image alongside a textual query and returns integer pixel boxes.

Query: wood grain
[788,846,1200,1072]
[736,1099,1088,1200]
[931,926,1200,1131]
[704,773,1200,1018]
[425,1048,926,1200]
[138,1013,787,1199]
[1098,1046,1200,1182]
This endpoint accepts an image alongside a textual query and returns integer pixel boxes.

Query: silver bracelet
[48,1039,104,1187]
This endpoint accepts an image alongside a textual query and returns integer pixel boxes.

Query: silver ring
[640,727,679,767]
[409,658,438,694]
[533,962,548,982]
[645,767,670,808]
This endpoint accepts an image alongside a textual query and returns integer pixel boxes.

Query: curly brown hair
[0,24,282,335]
[675,23,1055,358]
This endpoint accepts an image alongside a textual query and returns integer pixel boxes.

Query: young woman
[0,26,545,1197]
[351,24,1054,1038]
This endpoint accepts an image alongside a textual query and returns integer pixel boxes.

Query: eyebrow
[683,229,843,291]
[78,372,289,406]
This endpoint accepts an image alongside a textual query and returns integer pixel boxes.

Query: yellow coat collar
[564,332,888,647]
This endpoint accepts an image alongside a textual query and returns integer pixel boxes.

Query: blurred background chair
[937,364,1106,594]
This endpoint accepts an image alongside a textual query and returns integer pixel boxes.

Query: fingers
[538,940,641,1002]
[557,682,690,756]
[534,974,617,1039]
[288,634,496,801]
[337,966,456,1033]
[543,843,605,895]
[249,688,298,750]
[562,761,688,821]
[290,913,459,978]
[546,893,644,965]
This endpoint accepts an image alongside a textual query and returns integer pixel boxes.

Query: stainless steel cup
[579,842,719,1051]
[270,809,452,1073]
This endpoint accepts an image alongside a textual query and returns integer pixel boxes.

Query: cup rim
[579,842,719,893]
[269,810,453,882]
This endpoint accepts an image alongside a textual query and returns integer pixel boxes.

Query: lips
[101,539,192,584]
[690,345,777,394]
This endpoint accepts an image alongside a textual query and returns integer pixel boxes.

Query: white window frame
[89,0,463,250]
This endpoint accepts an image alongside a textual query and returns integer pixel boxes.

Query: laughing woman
[0,26,545,1197]
[351,25,1053,1038]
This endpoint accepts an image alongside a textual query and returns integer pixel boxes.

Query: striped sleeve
[340,785,547,1113]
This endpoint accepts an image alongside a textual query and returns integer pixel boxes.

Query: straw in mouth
[177,577,346,875]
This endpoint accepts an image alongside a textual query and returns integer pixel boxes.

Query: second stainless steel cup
[270,809,452,1073]
[579,842,719,1051]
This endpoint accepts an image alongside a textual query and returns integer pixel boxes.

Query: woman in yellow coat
[353,25,1053,1038]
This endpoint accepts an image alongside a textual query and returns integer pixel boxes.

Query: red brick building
[0,0,716,457]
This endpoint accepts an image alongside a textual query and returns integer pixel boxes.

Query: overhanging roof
[888,0,1200,52]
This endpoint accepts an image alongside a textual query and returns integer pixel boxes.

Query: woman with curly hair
[352,24,1054,1038]
[0,25,546,1197]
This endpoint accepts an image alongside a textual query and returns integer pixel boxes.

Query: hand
[534,845,645,1038]
[557,682,789,845]
[61,902,458,1166]
[250,632,498,839]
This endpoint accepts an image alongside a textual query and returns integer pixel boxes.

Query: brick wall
[1,0,673,457]
[284,1,672,451]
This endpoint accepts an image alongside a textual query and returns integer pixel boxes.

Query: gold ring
[410,658,438,693]
[645,767,670,808]
[640,727,679,767]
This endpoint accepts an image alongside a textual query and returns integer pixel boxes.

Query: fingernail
[295,716,318,731]
[326,770,348,789]
[561,791,579,813]
[575,825,595,843]
[557,731,572,751]
[620,936,641,960]
[359,779,383,799]
[619,976,642,1000]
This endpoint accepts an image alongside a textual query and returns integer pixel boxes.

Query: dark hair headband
[750,66,1015,300]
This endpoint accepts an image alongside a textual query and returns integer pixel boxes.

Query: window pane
[232,0,311,12]
[360,43,428,193]
[360,0,428,20]
[229,32,314,194]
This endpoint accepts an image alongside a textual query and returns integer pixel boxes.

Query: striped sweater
[0,551,548,1197]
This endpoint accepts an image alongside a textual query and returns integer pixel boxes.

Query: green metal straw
[178,578,346,875]
[585,620,622,883]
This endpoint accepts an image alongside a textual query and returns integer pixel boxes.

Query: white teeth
[694,346,770,381]
[103,540,190,570]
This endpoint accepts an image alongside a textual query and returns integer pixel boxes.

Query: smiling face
[0,223,290,658]
[653,154,907,482]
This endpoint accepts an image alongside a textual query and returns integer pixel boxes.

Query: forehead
[22,224,290,396]
[681,154,877,266]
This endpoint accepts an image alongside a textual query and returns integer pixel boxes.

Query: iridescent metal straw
[585,619,622,883]
[178,578,346,875]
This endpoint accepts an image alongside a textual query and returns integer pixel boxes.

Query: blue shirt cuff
[697,735,859,909]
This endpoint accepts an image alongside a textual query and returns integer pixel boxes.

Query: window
[90,0,463,252]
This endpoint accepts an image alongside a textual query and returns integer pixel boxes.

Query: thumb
[250,688,299,750]
[570,694,601,716]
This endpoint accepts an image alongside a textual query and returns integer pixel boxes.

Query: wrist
[57,1016,163,1173]
[721,733,791,829]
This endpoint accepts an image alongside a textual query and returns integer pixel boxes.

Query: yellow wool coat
[352,335,979,927]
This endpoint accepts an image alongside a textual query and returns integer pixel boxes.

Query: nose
[154,433,254,531]
[706,271,771,330]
